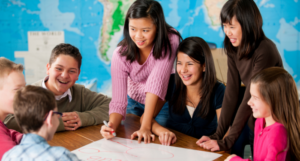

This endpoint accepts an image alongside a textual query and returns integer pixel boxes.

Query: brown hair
[13,85,56,133]
[49,43,82,69]
[0,57,24,89]
[221,0,265,59]
[251,67,300,160]
[171,37,217,118]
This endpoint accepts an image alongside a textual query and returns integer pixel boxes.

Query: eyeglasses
[53,111,63,117]
[44,111,63,121]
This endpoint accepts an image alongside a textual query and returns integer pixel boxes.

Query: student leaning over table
[100,0,181,144]
[197,0,283,158]
[2,86,80,161]
[149,37,225,146]
[4,43,110,132]
[0,58,25,160]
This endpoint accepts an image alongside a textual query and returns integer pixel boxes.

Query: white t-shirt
[186,105,195,118]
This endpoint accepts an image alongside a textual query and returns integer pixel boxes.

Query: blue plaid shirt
[2,133,81,161]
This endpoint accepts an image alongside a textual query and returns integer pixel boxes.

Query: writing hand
[100,121,115,139]
[61,112,82,130]
[158,131,177,146]
[131,128,155,144]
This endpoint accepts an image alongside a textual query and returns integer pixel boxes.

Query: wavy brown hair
[50,43,82,69]
[251,67,300,160]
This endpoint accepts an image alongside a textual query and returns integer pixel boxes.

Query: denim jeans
[126,95,170,127]
[231,123,254,158]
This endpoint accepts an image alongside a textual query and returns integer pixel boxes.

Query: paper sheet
[72,137,221,161]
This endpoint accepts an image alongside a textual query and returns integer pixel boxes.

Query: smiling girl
[225,67,300,161]
[148,37,225,146]
[100,0,181,143]
[197,0,283,157]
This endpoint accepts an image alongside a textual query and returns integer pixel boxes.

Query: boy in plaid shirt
[2,86,80,161]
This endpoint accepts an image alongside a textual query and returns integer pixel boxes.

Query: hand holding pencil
[100,121,116,139]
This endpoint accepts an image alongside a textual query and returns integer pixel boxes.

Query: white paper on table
[72,137,221,161]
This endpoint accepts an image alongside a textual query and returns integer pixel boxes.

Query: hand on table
[224,154,237,161]
[196,136,220,151]
[196,135,211,145]
[158,131,177,146]
[62,112,82,130]
[100,121,116,139]
[131,128,155,144]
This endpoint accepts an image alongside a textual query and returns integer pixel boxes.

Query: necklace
[186,97,196,108]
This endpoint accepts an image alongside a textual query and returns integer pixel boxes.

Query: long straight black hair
[118,0,181,63]
[221,0,265,59]
[170,37,217,118]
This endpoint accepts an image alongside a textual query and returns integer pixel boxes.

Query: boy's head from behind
[0,57,25,119]
[14,85,59,140]
[46,43,82,96]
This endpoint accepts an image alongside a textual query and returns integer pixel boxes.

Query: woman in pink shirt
[225,67,300,161]
[100,0,181,144]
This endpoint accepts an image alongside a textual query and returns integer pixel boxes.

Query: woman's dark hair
[171,37,217,118]
[118,0,181,63]
[221,0,265,59]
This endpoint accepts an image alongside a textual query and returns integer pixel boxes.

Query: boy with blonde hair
[2,85,80,161]
[0,57,26,159]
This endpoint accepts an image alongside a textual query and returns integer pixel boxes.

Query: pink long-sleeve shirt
[0,120,23,159]
[230,118,288,161]
[109,32,179,118]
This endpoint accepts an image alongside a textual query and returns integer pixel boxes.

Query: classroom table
[48,114,230,161]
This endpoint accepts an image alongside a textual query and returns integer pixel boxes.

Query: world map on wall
[0,0,299,97]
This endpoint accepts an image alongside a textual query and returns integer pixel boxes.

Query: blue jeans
[231,123,254,158]
[126,95,170,127]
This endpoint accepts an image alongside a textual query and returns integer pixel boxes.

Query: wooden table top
[48,114,230,161]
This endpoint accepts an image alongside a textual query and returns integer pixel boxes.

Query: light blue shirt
[2,133,81,161]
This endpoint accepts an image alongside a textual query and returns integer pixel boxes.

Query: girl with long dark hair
[149,37,225,145]
[198,0,283,158]
[100,0,181,144]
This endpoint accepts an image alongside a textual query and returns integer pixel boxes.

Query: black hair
[118,0,182,63]
[221,0,265,59]
[171,37,217,118]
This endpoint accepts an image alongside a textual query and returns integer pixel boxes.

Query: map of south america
[0,0,299,97]
[98,0,134,64]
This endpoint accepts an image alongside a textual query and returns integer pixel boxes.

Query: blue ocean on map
[0,0,299,96]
